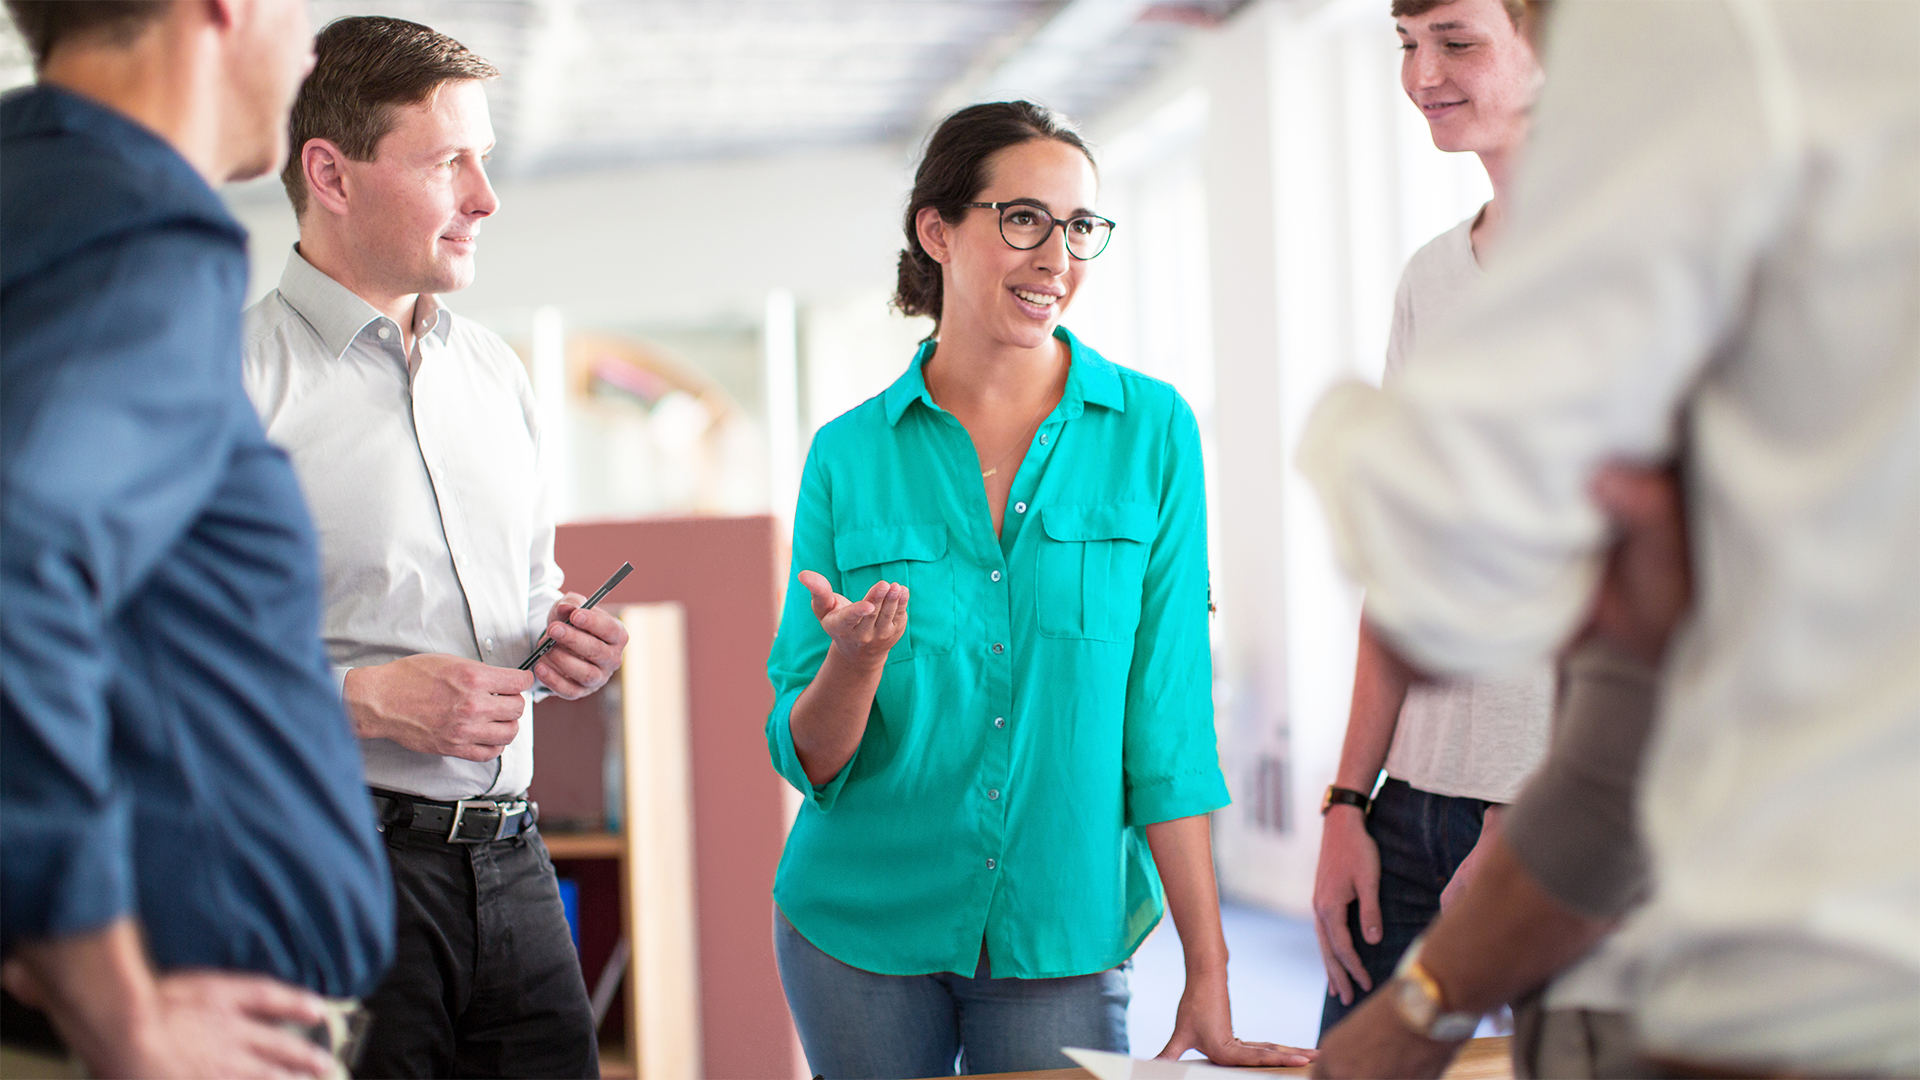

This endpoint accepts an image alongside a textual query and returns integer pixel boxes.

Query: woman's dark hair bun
[893,101,1095,332]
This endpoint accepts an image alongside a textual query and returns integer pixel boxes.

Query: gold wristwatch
[1391,937,1480,1042]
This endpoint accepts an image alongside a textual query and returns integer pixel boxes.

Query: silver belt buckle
[448,798,504,843]
[285,997,369,1078]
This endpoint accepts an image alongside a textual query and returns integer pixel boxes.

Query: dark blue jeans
[1316,778,1489,1042]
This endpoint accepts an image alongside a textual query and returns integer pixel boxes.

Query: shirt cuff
[766,689,856,813]
[1125,767,1231,827]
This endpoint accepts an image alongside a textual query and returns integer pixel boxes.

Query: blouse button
[484,637,495,652]
[1039,432,1049,445]
[991,642,1005,655]
[1014,502,1028,514]
[377,325,392,340]
[990,570,1002,582]
[988,789,1000,801]
[986,859,997,870]
[993,717,1005,729]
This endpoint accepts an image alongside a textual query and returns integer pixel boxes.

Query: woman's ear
[916,206,952,265]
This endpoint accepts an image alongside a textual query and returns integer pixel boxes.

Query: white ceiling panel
[1,1,1244,177]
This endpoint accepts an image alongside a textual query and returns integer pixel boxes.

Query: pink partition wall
[536,516,789,1080]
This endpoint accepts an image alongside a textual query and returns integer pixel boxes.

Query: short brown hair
[4,0,171,68]
[894,101,1096,332]
[280,16,499,216]
[1390,0,1526,28]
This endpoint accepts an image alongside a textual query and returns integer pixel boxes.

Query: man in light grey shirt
[242,17,626,1078]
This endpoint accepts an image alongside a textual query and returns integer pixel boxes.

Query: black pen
[520,561,634,671]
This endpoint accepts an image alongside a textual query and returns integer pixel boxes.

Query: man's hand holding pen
[531,593,630,698]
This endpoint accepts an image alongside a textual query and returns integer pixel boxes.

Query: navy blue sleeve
[1,226,242,949]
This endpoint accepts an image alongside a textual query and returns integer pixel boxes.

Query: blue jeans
[1316,778,1489,1042]
[773,910,1130,1078]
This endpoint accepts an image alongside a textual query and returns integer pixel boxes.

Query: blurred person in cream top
[1300,0,1920,1071]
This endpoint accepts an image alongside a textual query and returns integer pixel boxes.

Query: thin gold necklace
[924,345,1066,480]
[979,397,1056,480]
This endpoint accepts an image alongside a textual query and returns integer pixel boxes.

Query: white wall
[224,142,917,335]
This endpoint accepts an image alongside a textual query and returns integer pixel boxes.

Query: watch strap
[1321,784,1372,815]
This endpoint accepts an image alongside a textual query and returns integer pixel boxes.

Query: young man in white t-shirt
[1312,0,1544,1040]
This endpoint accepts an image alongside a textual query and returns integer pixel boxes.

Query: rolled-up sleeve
[1,230,237,950]
[766,440,858,811]
[1122,396,1229,826]
[1297,0,1791,676]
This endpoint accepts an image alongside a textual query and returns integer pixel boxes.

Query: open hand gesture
[797,570,908,670]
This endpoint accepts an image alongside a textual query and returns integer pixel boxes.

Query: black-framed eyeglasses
[964,201,1117,260]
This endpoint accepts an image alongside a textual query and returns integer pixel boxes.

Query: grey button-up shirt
[243,248,562,800]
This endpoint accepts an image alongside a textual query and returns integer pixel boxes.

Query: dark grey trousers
[355,824,597,1079]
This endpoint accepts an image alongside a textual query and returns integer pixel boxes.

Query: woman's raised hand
[798,570,908,670]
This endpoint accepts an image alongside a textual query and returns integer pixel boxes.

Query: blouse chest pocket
[833,523,955,664]
[1036,503,1157,642]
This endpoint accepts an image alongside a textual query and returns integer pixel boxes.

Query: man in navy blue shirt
[1,2,393,1076]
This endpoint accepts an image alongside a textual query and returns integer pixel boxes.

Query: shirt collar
[275,246,453,360]
[881,326,1124,427]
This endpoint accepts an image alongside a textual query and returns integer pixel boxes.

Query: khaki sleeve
[1504,639,1658,919]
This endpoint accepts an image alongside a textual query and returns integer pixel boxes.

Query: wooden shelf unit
[541,830,626,861]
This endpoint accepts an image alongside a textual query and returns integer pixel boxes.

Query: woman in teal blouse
[765,101,1313,1078]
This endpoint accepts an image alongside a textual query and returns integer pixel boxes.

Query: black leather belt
[371,789,538,844]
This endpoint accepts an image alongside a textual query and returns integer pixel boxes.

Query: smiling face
[1397,0,1541,156]
[922,137,1099,352]
[337,79,498,299]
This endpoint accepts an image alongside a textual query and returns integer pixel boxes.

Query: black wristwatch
[1321,784,1371,815]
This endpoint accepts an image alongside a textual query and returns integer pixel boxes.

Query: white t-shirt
[1379,214,1553,805]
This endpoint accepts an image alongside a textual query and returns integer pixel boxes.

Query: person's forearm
[1461,802,1506,866]
[10,919,161,1077]
[1333,617,1412,791]
[1480,803,1505,838]
[789,646,886,787]
[1414,836,1611,1015]
[1415,645,1656,1015]
[1438,804,1506,910]
[340,664,383,739]
[1143,815,1229,975]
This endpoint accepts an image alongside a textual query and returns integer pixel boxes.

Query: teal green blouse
[766,327,1229,980]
